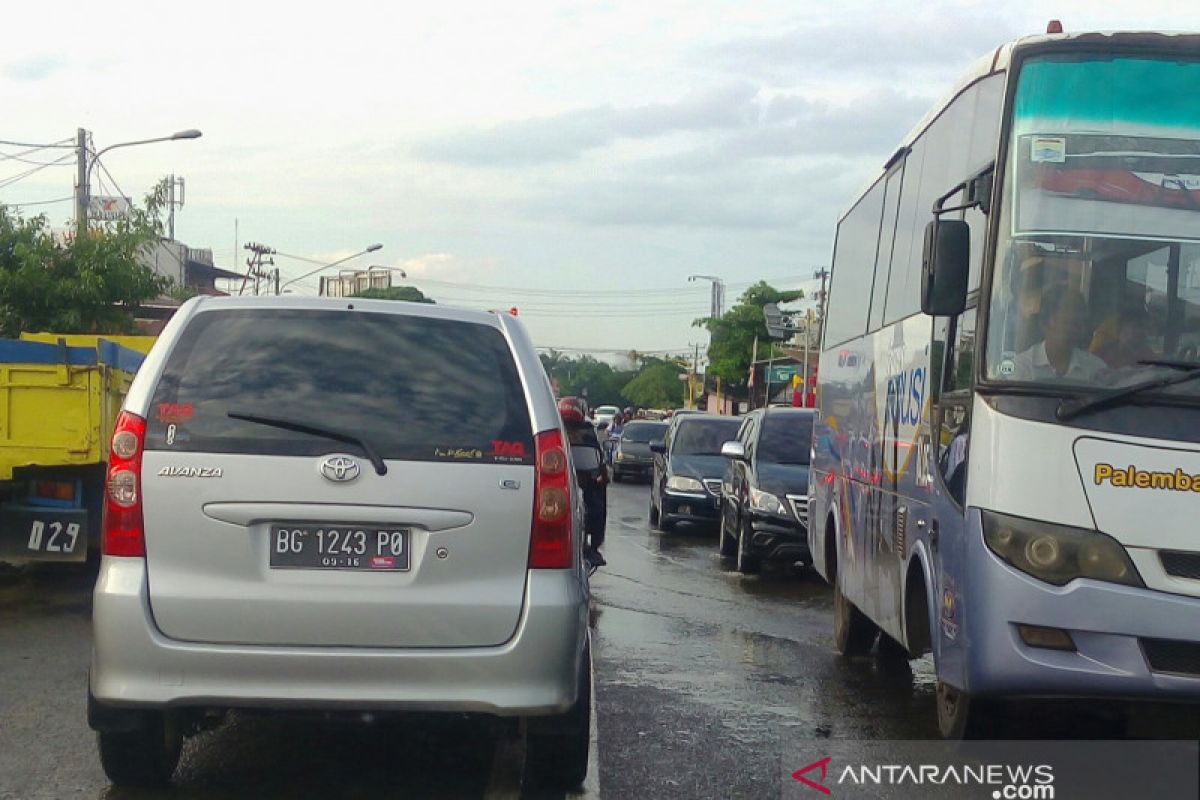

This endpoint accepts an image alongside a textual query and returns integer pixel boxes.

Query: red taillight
[103,411,146,557]
[529,429,572,569]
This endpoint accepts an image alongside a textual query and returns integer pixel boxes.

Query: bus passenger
[1089,307,1153,369]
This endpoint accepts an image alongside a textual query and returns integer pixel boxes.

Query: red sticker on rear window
[157,403,194,423]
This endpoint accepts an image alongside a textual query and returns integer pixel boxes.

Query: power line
[0,152,74,190]
[0,137,73,149]
[0,143,77,166]
[93,157,127,201]
[3,196,73,208]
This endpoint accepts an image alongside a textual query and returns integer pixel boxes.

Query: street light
[76,128,202,238]
[277,243,384,292]
[688,274,725,319]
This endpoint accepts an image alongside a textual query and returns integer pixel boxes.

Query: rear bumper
[90,558,588,718]
[612,459,653,478]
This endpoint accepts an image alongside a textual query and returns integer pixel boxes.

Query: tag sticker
[998,356,1016,376]
[157,403,194,423]
[434,447,483,460]
[1031,136,1066,163]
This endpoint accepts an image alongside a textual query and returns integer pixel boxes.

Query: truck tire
[97,711,182,787]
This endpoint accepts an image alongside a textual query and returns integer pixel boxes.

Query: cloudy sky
[1,0,1194,358]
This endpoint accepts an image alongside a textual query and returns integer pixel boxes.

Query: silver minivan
[88,296,591,789]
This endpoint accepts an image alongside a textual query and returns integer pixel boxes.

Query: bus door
[927,301,977,685]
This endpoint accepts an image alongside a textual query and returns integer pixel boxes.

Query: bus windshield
[986,53,1200,397]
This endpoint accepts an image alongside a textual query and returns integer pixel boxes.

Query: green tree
[0,182,171,337]
[695,281,804,387]
[352,285,435,303]
[622,360,686,409]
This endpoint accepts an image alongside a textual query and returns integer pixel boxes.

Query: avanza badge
[157,466,223,478]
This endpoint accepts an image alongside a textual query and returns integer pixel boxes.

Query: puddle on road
[594,604,939,741]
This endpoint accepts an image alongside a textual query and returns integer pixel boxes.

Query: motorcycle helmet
[558,396,587,424]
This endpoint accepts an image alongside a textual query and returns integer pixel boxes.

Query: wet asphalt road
[3,481,1196,799]
[590,481,939,800]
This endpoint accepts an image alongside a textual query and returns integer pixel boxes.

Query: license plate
[269,525,410,571]
[0,507,87,562]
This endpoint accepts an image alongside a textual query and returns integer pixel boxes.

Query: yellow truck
[0,334,155,564]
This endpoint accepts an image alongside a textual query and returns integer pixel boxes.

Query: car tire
[525,644,591,790]
[936,680,1004,739]
[649,494,660,525]
[833,560,877,656]
[97,712,182,787]
[718,512,736,557]
[612,470,623,483]
[736,519,761,574]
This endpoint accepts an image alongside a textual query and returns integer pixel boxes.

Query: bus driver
[1011,284,1107,382]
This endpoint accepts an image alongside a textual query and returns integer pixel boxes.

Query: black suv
[718,408,814,573]
[650,415,742,532]
[611,420,668,483]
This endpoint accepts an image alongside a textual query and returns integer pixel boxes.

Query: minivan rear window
[145,308,534,464]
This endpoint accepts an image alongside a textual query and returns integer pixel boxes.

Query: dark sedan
[611,420,668,483]
[719,408,814,573]
[650,415,742,532]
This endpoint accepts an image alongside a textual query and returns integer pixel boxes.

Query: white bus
[808,28,1200,737]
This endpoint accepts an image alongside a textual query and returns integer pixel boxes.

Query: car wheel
[736,518,761,574]
[718,511,736,557]
[936,680,1004,739]
[525,643,591,790]
[649,493,660,525]
[97,712,182,787]
[833,559,877,656]
[612,470,623,483]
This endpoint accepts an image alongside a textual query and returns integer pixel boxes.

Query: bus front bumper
[963,529,1200,701]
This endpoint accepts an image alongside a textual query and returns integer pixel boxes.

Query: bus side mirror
[921,219,969,317]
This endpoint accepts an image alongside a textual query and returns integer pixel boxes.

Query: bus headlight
[981,511,1143,588]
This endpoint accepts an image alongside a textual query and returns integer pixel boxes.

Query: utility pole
[167,175,185,240]
[74,128,89,240]
[241,242,276,296]
[813,267,830,337]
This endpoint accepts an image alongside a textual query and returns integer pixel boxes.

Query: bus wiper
[227,410,388,475]
[1056,362,1200,421]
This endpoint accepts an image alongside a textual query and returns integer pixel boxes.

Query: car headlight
[749,487,787,515]
[981,511,1143,588]
[666,476,704,492]
[616,452,628,461]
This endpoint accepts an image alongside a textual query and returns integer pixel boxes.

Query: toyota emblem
[320,455,361,483]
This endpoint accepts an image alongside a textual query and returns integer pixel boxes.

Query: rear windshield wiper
[1056,361,1200,421]
[227,411,388,475]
